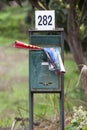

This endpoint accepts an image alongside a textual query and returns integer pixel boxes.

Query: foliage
[0,2,29,45]
[0,46,84,128]
[0,1,87,128]
[5,0,87,71]
[0,117,13,128]
[66,106,87,130]
[6,0,87,39]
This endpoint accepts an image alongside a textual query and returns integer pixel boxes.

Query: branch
[79,0,87,25]
[29,0,49,10]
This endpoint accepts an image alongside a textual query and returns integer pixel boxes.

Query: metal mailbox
[30,50,61,91]
[13,28,65,130]
[29,29,64,92]
[29,29,64,130]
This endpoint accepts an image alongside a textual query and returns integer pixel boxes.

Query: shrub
[66,106,87,130]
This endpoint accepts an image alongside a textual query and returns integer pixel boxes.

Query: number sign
[35,10,55,30]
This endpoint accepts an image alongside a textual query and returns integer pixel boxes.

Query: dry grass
[76,64,87,96]
[80,65,87,95]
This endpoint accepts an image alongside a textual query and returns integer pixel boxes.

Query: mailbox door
[29,50,61,92]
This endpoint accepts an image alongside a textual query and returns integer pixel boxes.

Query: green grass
[0,48,82,127]
[0,47,81,127]
[0,45,29,127]
[64,55,79,90]
[0,3,29,45]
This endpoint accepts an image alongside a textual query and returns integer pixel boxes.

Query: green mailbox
[30,50,61,91]
[14,28,65,130]
[29,29,65,130]
[29,29,64,92]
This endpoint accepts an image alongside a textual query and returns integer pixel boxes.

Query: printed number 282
[38,15,52,26]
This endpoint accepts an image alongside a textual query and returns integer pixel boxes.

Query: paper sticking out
[13,41,65,74]
[43,48,65,74]
[14,40,42,50]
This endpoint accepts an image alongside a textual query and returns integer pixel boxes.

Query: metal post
[60,30,64,130]
[29,92,33,130]
[29,30,34,130]
[60,84,64,130]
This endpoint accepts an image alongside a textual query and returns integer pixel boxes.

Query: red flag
[14,41,42,50]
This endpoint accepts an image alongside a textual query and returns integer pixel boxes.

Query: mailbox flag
[14,40,42,50]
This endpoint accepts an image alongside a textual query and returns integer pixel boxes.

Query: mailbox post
[29,28,64,130]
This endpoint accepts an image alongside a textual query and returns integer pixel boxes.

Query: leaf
[83,126,87,130]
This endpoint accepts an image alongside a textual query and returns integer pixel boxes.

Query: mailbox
[29,29,64,92]
[29,50,61,91]
[14,28,65,130]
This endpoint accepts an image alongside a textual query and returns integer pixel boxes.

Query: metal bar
[60,30,64,130]
[60,84,64,130]
[29,31,34,130]
[29,28,64,32]
[30,90,61,93]
[29,92,34,130]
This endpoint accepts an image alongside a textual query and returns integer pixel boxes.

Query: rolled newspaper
[57,51,65,73]
[14,40,42,50]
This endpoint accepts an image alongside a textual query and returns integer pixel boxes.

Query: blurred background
[0,0,87,129]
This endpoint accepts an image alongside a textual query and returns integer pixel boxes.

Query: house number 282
[38,15,52,26]
[35,10,55,30]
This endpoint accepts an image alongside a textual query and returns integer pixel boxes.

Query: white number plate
[35,10,55,30]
